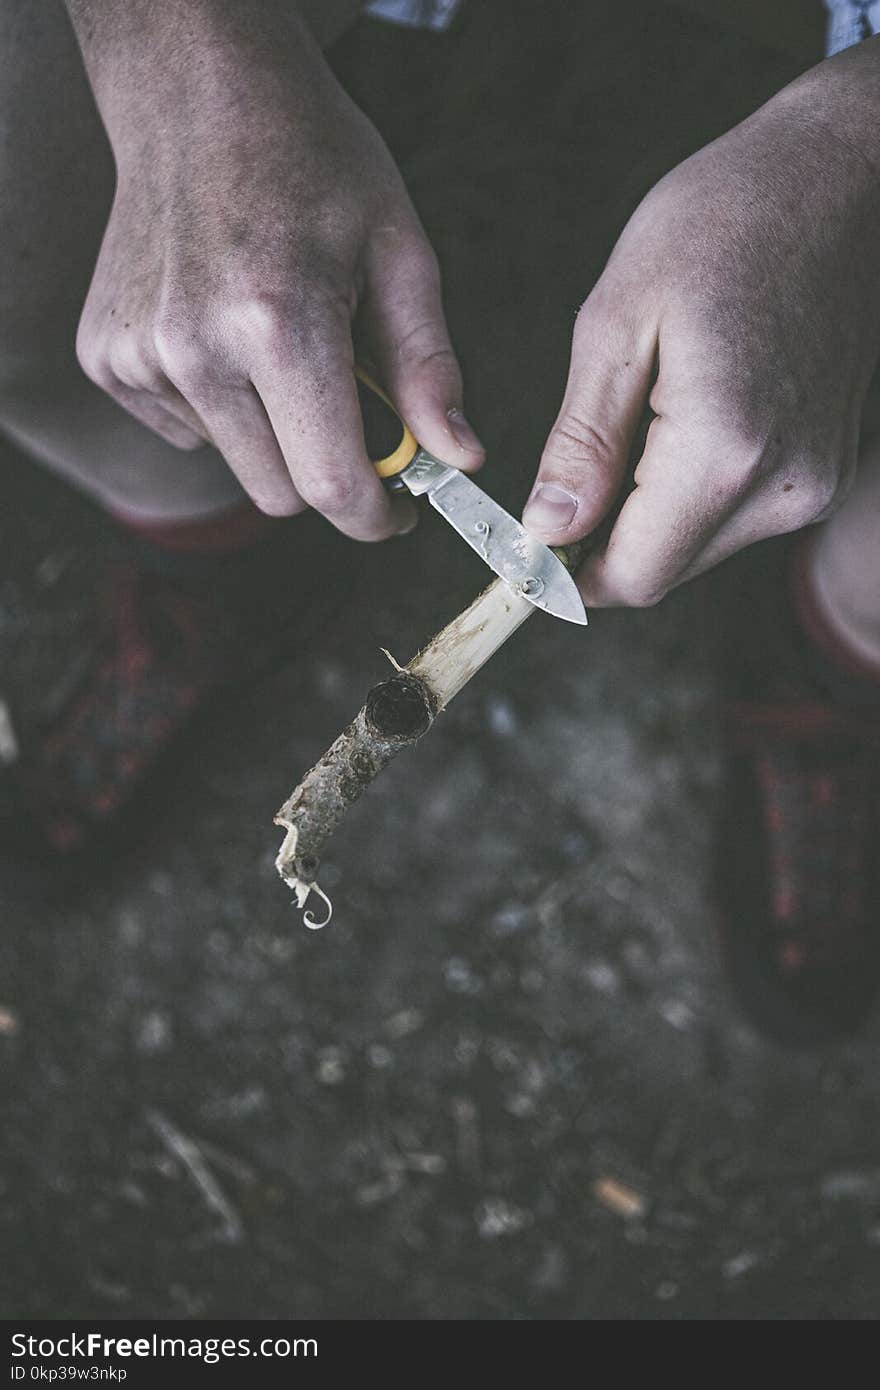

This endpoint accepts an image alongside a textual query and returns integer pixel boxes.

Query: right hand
[75,2,483,538]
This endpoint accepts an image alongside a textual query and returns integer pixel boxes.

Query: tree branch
[274,540,586,925]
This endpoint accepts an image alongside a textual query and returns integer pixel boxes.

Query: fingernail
[447,407,483,455]
[523,482,578,533]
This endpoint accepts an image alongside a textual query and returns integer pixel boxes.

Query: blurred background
[3,0,879,1320]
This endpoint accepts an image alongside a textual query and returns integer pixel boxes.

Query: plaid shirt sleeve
[825,0,880,53]
[363,4,876,53]
[363,0,462,30]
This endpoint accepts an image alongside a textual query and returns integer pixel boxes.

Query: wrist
[66,0,328,138]
[775,35,880,172]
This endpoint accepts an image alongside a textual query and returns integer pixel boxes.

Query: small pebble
[316,1047,347,1086]
[821,1170,879,1201]
[148,871,174,898]
[561,830,591,862]
[660,999,694,1032]
[453,1034,480,1066]
[489,902,530,938]
[722,1251,761,1281]
[385,1008,425,1039]
[355,1172,404,1207]
[444,957,483,995]
[262,936,295,962]
[485,694,518,737]
[119,1180,148,1208]
[624,1223,649,1246]
[593,1176,646,1221]
[136,1010,171,1055]
[367,1043,393,1069]
[117,909,142,947]
[621,937,653,982]
[203,1086,267,1121]
[505,1093,536,1119]
[404,1153,446,1176]
[584,960,620,995]
[36,551,70,587]
[475,1197,531,1239]
[0,1006,19,1037]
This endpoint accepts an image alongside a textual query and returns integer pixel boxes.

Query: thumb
[364,231,485,472]
[523,290,656,544]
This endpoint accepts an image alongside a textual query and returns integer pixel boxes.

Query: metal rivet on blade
[518,576,545,598]
[474,519,491,556]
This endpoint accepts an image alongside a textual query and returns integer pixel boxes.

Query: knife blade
[398,450,587,625]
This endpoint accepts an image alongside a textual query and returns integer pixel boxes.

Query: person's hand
[73,1,483,538]
[523,46,880,604]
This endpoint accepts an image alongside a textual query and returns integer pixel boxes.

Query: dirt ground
[2,0,880,1321]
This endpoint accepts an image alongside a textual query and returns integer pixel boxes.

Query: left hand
[523,45,880,606]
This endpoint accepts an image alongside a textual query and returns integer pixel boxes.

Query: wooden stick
[274,541,586,925]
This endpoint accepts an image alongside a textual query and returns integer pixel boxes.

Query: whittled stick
[275,541,586,925]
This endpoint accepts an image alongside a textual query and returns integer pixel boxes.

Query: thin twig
[146,1107,243,1244]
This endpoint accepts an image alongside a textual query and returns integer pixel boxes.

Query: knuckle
[549,412,615,470]
[391,318,456,371]
[622,581,665,609]
[253,294,348,378]
[412,343,459,381]
[407,239,441,284]
[604,566,666,608]
[729,436,772,489]
[572,286,630,350]
[108,339,163,392]
[784,471,839,527]
[572,295,604,339]
[403,247,443,306]
[75,328,109,386]
[249,487,304,518]
[152,317,209,390]
[806,472,838,516]
[299,470,359,515]
[233,294,292,358]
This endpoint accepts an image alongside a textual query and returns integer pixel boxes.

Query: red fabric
[791,536,880,687]
[726,699,844,740]
[112,500,277,555]
[26,563,217,851]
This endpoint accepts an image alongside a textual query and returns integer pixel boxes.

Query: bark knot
[364,674,435,743]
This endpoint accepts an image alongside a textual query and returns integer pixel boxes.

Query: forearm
[62,0,333,128]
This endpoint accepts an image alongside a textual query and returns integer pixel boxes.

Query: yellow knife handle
[355,365,420,480]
